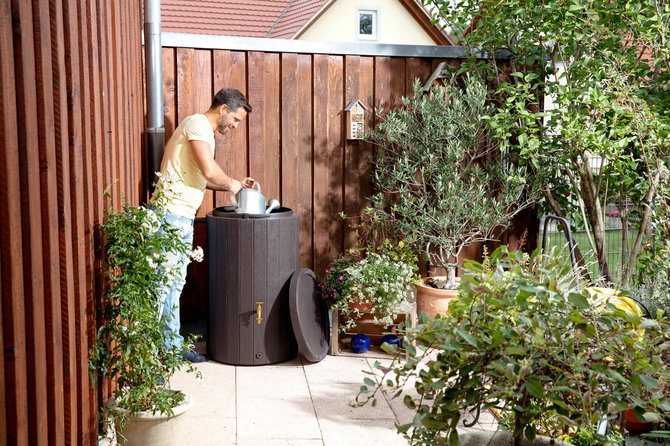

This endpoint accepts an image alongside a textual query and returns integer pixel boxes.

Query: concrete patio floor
[166,352,500,446]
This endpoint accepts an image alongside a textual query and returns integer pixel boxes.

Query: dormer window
[357,7,379,41]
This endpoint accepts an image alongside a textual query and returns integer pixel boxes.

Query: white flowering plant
[332,250,419,332]
[89,181,203,439]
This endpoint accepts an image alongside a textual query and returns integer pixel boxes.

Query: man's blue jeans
[157,211,194,351]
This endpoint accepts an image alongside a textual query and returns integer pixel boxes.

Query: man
[153,88,254,363]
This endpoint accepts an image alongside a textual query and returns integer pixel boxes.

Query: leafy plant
[357,246,670,446]
[564,427,624,446]
[366,76,531,290]
[323,242,419,332]
[89,183,202,439]
[423,0,670,285]
[320,249,363,309]
[633,168,670,316]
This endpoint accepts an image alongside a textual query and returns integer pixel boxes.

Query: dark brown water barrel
[206,206,299,365]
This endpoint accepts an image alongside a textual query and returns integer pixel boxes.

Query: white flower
[191,246,204,262]
[165,251,179,269]
[141,209,161,234]
[147,252,160,269]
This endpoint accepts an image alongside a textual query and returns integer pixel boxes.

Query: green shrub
[358,246,670,446]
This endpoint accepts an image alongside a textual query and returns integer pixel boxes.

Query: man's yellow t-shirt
[155,114,215,219]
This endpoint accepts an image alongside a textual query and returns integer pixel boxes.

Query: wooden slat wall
[162,46,537,323]
[0,0,144,444]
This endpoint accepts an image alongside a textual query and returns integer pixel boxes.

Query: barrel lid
[289,268,329,362]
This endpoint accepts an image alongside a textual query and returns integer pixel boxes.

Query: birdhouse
[344,100,368,140]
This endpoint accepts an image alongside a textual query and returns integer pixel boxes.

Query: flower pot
[348,297,373,314]
[108,391,194,446]
[458,431,571,446]
[624,407,656,434]
[415,277,459,319]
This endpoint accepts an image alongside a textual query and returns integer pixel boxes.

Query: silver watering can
[230,182,281,214]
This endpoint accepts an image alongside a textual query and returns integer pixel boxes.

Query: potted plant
[357,246,670,446]
[366,75,532,317]
[89,183,202,445]
[322,242,419,333]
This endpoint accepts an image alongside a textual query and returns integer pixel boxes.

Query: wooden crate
[329,305,416,357]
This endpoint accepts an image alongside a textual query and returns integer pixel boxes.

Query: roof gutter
[144,0,164,194]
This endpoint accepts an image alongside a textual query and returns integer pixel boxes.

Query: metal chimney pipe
[144,0,164,193]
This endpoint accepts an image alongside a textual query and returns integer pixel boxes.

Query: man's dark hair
[210,88,252,113]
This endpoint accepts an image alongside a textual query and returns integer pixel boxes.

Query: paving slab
[302,354,371,384]
[318,417,408,446]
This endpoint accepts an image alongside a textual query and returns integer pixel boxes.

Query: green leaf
[638,319,657,329]
[449,430,459,446]
[457,329,478,347]
[639,374,659,390]
[568,293,589,309]
[525,424,537,442]
[525,379,544,399]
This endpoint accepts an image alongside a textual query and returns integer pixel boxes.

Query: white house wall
[299,0,438,45]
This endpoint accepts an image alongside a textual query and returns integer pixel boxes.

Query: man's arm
[189,139,248,192]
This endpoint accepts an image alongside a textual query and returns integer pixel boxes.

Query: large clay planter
[415,276,459,319]
[624,407,656,434]
[109,391,194,446]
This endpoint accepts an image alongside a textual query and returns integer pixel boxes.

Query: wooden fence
[0,0,144,444]
[162,36,537,322]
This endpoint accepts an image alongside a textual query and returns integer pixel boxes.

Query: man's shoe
[182,348,207,363]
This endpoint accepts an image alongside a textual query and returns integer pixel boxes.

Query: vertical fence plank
[61,0,84,441]
[33,0,66,442]
[177,47,196,122]
[248,52,281,202]
[358,56,375,234]
[405,57,432,94]
[213,50,249,207]
[313,54,344,277]
[49,0,76,443]
[281,53,314,269]
[76,1,96,441]
[193,49,213,218]
[1,1,29,444]
[78,0,98,440]
[343,55,362,251]
[11,0,50,443]
[110,0,123,197]
[162,48,177,141]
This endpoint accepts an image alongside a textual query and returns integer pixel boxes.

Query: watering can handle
[228,181,261,207]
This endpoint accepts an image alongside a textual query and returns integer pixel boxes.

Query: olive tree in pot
[89,184,202,445]
[357,247,670,446]
[366,75,532,316]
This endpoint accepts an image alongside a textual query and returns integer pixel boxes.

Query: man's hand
[242,177,255,188]
[230,179,242,195]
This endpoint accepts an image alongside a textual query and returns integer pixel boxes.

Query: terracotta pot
[415,276,459,319]
[624,407,656,434]
[348,296,373,314]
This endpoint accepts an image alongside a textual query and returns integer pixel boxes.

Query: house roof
[161,0,453,44]
[161,0,293,37]
[267,0,331,39]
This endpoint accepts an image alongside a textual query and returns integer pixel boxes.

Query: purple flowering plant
[320,248,363,308]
